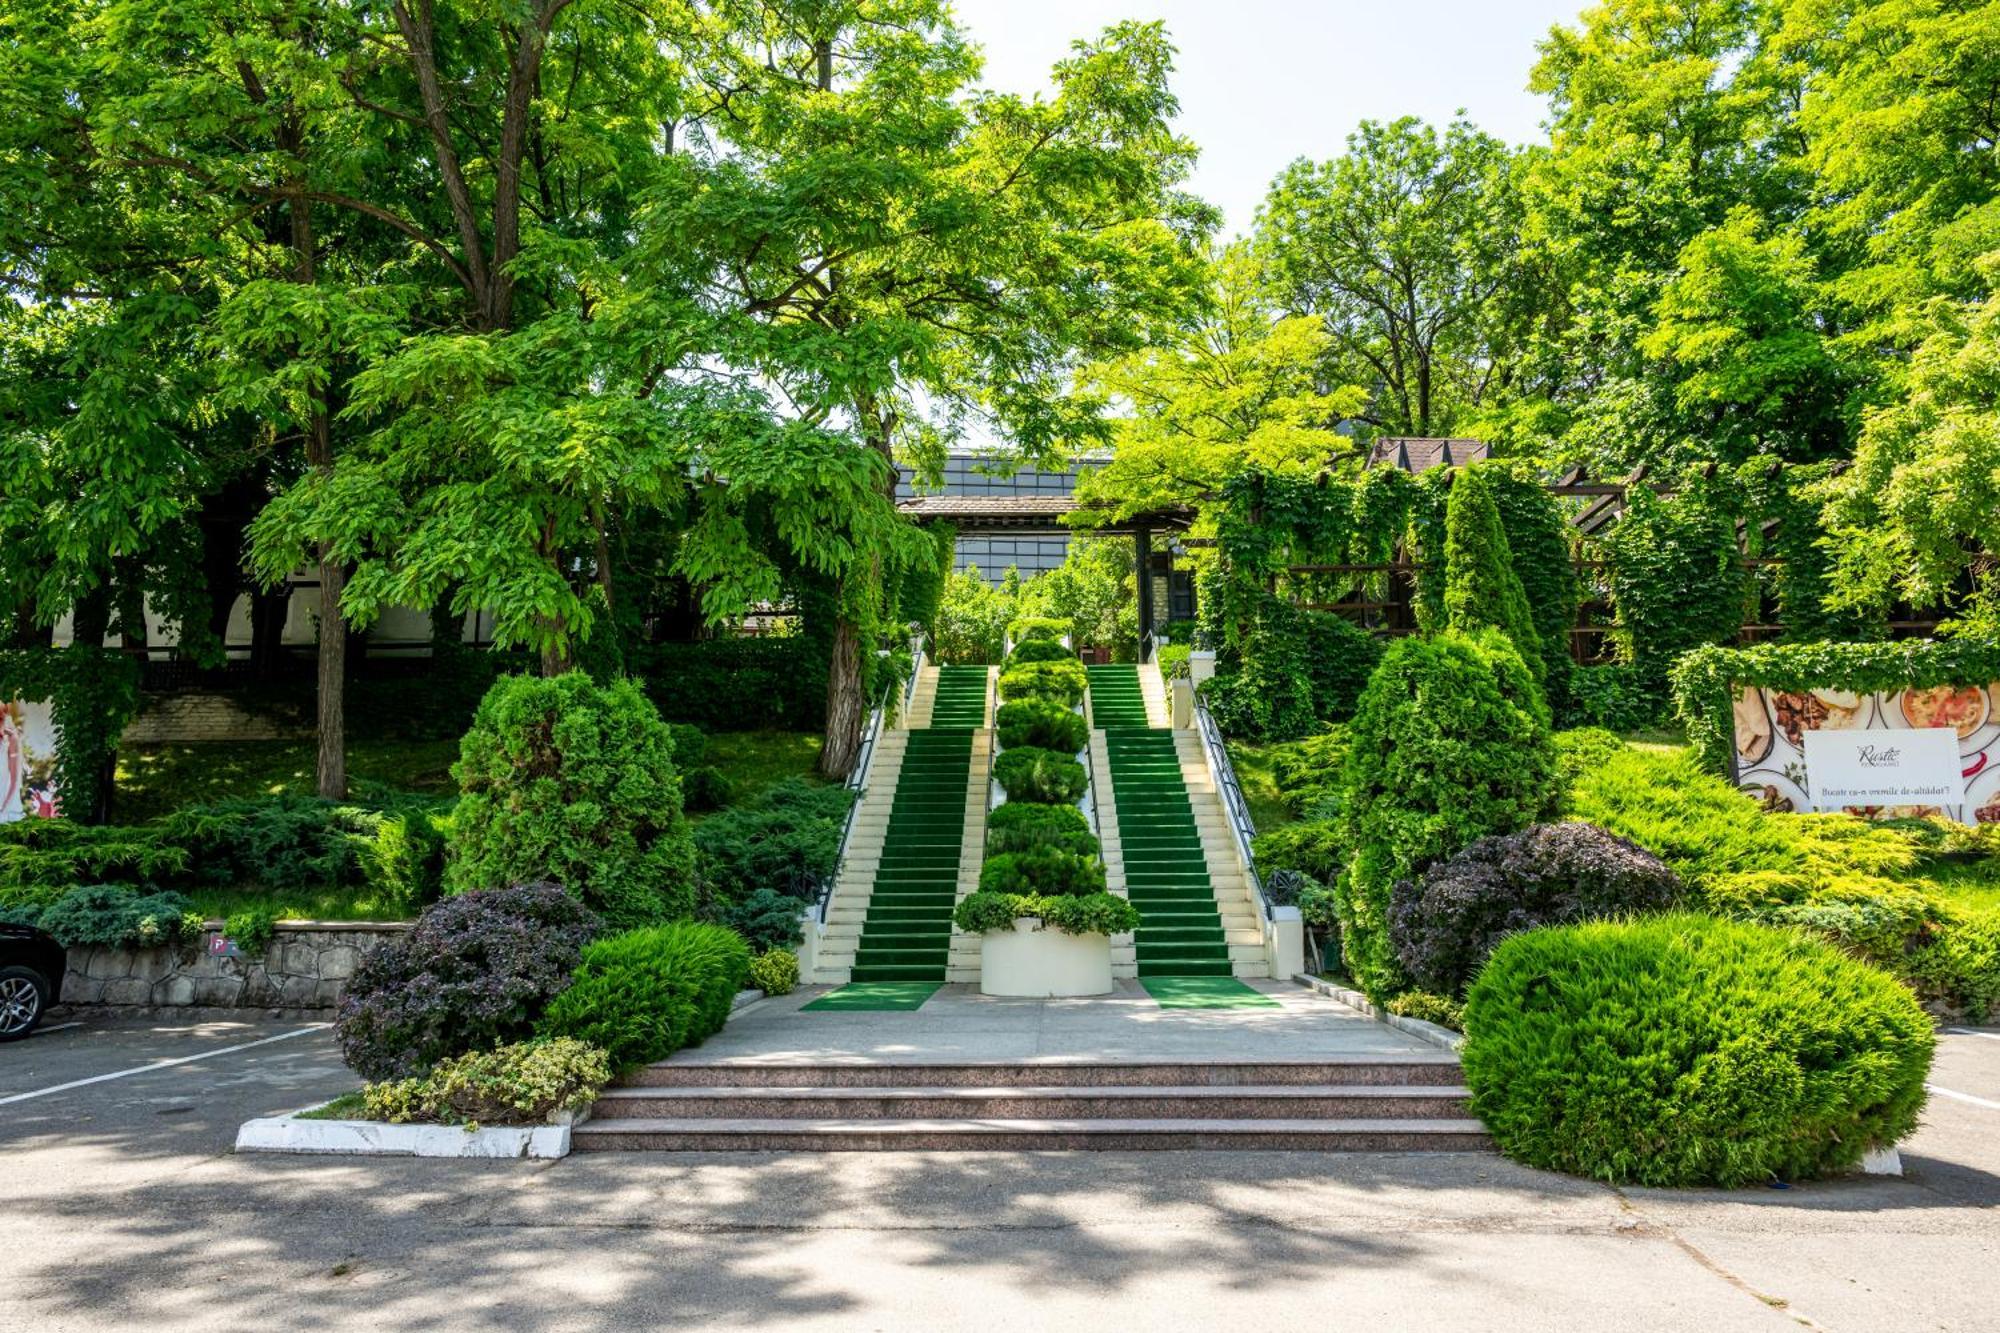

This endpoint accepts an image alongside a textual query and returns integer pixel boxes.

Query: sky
[950,0,1586,237]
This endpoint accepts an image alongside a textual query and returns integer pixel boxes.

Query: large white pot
[978,918,1114,997]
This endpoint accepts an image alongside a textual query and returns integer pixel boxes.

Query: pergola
[896,495,1196,638]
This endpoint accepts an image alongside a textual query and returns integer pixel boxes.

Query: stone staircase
[575,1055,1490,1151]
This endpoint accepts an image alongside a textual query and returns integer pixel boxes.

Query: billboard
[1732,684,2000,823]
[0,699,59,822]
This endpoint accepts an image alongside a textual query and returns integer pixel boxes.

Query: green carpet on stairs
[1141,977,1279,1009]
[1092,666,1236,980]
[929,663,988,727]
[801,982,945,1011]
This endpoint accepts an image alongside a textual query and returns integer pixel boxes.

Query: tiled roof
[1364,437,1490,471]
[896,495,1078,520]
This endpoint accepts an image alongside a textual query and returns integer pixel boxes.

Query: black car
[0,923,64,1041]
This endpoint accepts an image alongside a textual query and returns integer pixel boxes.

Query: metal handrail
[811,645,925,925]
[1192,694,1273,922]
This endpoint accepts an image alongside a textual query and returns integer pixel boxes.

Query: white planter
[978,918,1113,997]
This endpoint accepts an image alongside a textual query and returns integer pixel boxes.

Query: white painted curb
[236,1103,574,1159]
[1293,973,1465,1052]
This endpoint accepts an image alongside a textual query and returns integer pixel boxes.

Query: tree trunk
[315,551,347,799]
[818,615,865,779]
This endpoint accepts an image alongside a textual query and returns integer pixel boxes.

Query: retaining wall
[60,921,407,1009]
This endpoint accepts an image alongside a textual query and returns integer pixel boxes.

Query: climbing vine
[1596,481,1750,701]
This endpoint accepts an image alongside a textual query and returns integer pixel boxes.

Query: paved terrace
[662,979,1441,1066]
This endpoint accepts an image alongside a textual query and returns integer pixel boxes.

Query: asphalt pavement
[1,1012,1995,1332]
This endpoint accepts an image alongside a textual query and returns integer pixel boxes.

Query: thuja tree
[662,4,1212,776]
[1441,465,1544,688]
[1337,630,1559,1000]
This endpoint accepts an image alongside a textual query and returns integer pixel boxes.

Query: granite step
[572,1117,1492,1152]
[593,1083,1473,1120]
[617,1056,1466,1088]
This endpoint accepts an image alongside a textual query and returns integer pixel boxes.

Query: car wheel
[0,966,49,1041]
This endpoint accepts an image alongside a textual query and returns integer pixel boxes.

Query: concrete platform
[663,978,1442,1067]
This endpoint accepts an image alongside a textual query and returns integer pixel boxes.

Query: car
[0,923,65,1041]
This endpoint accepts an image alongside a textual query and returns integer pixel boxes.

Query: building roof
[1364,437,1490,471]
[896,493,1193,535]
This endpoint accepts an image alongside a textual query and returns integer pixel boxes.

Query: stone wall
[61,921,408,1009]
[121,693,308,744]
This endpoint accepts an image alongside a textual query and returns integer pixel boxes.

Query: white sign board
[1801,727,1964,813]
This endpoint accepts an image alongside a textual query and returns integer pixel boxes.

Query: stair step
[573,1117,1493,1152]
[595,1084,1473,1120]
[619,1057,1465,1088]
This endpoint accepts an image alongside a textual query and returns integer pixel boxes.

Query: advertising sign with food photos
[1732,684,2000,824]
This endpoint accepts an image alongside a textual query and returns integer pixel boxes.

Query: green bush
[629,636,828,731]
[1385,991,1462,1031]
[718,887,806,952]
[1156,643,1192,680]
[361,1038,611,1126]
[1252,820,1345,887]
[1008,617,1067,644]
[986,801,1097,856]
[693,779,854,907]
[748,949,799,996]
[447,672,697,929]
[992,746,1088,804]
[679,766,735,813]
[31,885,198,949]
[1442,465,1545,686]
[1268,727,1349,819]
[999,658,1088,707]
[1564,664,1664,732]
[1006,638,1073,666]
[995,699,1087,755]
[953,889,1139,937]
[223,905,280,956]
[979,847,1106,897]
[934,565,1016,665]
[536,921,751,1073]
[1462,915,1934,1186]
[1337,630,1560,999]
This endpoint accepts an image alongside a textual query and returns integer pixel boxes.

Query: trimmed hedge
[998,658,1088,707]
[979,846,1106,897]
[996,699,1088,755]
[1009,617,1068,644]
[1462,915,1934,1186]
[447,672,697,929]
[1337,630,1560,999]
[536,921,751,1074]
[986,801,1097,856]
[953,889,1140,937]
[1389,821,1683,997]
[630,636,828,730]
[1671,638,2000,774]
[992,746,1088,805]
[1006,638,1074,666]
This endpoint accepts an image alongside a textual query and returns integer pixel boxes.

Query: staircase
[1086,663,1150,728]
[576,1056,1490,1151]
[848,727,975,983]
[930,663,989,727]
[1105,728,1238,977]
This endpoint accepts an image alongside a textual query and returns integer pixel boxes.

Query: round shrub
[1462,914,1935,1187]
[719,887,806,953]
[1009,616,1067,644]
[748,948,799,996]
[1389,821,1683,996]
[953,889,1140,937]
[446,671,697,929]
[986,801,1096,856]
[992,746,1088,804]
[979,846,1106,897]
[536,921,751,1073]
[336,882,598,1081]
[999,659,1087,707]
[1337,630,1559,999]
[1006,637,1074,666]
[996,699,1087,755]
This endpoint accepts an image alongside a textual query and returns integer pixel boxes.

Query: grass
[187,885,414,923]
[113,739,461,824]
[1224,739,1297,831]
[298,1091,369,1120]
[1913,857,2000,917]
[1619,727,1691,755]
[693,730,826,814]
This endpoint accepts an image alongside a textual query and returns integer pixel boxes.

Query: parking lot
[2,1012,1997,1332]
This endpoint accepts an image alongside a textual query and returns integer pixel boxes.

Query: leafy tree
[1260,117,1521,437]
[932,565,1018,665]
[1017,537,1137,659]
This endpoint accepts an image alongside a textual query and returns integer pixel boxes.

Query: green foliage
[0,647,142,823]
[1008,617,1069,644]
[361,1039,611,1127]
[1203,596,1380,741]
[692,779,854,909]
[223,906,279,958]
[935,567,1019,666]
[991,747,1088,805]
[1484,463,1579,715]
[1443,466,1544,686]
[1156,644,1192,680]
[1013,537,1137,658]
[1252,820,1345,888]
[1337,631,1561,999]
[1565,663,1665,732]
[1600,485,1749,698]
[747,949,799,997]
[718,888,806,954]
[1265,728,1350,819]
[995,700,1088,755]
[1672,637,2000,774]
[30,885,197,949]
[999,658,1089,707]
[978,847,1107,898]
[679,766,735,814]
[1006,638,1074,666]
[628,638,830,732]
[1384,991,1462,1031]
[1462,915,1934,1186]
[986,801,1098,857]
[953,889,1140,937]
[536,922,751,1075]
[446,673,696,929]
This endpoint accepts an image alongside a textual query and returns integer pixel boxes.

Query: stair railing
[810,643,925,926]
[1191,693,1272,925]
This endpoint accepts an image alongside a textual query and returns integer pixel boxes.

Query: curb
[1293,973,1464,1052]
[235,1103,579,1159]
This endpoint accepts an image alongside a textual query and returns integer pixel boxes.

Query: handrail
[1139,629,1156,664]
[811,644,925,926]
[1192,694,1272,922]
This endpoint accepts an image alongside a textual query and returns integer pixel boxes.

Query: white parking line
[1945,1028,2000,1042]
[1927,1084,2000,1112]
[0,1025,328,1106]
[34,1021,82,1035]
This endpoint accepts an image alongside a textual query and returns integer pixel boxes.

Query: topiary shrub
[1390,822,1683,996]
[1463,914,1935,1186]
[747,949,799,996]
[979,846,1106,897]
[998,658,1088,707]
[1442,465,1544,686]
[446,671,697,929]
[953,889,1140,937]
[992,746,1088,805]
[1337,630,1560,999]
[1009,616,1067,644]
[536,921,751,1073]
[1006,638,1074,666]
[996,699,1087,755]
[335,882,598,1081]
[360,1037,612,1126]
[986,801,1097,856]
